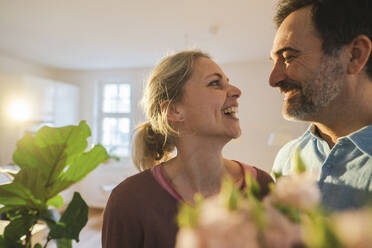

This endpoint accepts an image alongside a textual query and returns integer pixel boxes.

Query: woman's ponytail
[132,121,175,171]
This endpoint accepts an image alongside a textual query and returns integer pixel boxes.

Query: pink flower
[176,195,260,248]
[269,172,321,211]
[262,199,303,248]
[333,208,372,248]
[176,228,201,248]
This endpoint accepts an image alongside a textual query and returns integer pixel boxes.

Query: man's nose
[269,61,286,87]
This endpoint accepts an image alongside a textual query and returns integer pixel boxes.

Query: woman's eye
[208,80,220,86]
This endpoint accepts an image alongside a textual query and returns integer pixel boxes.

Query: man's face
[269,6,347,121]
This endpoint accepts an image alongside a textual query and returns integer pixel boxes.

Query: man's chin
[282,106,312,122]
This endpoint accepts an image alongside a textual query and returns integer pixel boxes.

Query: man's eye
[283,55,295,63]
[208,80,220,86]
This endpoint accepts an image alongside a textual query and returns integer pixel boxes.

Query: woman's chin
[230,128,242,139]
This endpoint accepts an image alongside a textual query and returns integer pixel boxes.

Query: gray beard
[283,55,347,121]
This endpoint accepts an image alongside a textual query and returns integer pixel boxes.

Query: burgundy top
[102,162,273,248]
[151,161,260,202]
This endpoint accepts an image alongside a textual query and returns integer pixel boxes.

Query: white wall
[0,54,57,165]
[53,67,151,146]
[0,54,80,166]
[0,54,57,78]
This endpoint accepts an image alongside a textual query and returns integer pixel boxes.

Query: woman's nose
[227,84,242,98]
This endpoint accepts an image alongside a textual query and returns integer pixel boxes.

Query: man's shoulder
[272,132,311,175]
[277,133,310,158]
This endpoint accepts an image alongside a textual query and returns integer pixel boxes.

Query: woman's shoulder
[235,161,274,198]
[235,161,273,181]
[102,170,156,248]
[113,169,153,192]
[107,167,178,209]
[109,169,158,203]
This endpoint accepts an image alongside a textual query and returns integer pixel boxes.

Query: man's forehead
[270,7,316,58]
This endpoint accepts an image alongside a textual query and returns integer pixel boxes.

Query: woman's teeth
[223,107,238,115]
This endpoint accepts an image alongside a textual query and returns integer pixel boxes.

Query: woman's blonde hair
[132,50,210,171]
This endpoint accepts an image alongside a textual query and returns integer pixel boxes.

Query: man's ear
[160,100,184,122]
[346,35,372,75]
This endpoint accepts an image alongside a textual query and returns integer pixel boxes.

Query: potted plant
[0,121,108,248]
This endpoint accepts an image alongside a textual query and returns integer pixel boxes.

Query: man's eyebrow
[270,47,300,60]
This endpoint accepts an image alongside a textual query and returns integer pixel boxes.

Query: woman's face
[175,57,242,140]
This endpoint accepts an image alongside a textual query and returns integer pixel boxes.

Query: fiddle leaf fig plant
[0,121,108,248]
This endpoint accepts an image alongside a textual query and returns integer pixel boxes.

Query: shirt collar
[307,123,372,157]
[307,124,323,139]
[346,124,372,157]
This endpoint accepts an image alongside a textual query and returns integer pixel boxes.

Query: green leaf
[176,194,203,228]
[39,209,60,233]
[0,236,22,248]
[272,171,282,181]
[245,172,261,199]
[0,206,16,216]
[0,182,42,208]
[1,121,105,247]
[48,145,108,197]
[3,215,36,242]
[221,177,241,211]
[177,204,199,228]
[293,148,307,173]
[12,121,91,192]
[12,168,47,203]
[33,244,42,248]
[303,210,342,248]
[5,208,38,222]
[49,192,88,241]
[47,194,64,208]
[0,236,6,248]
[0,236,24,248]
[11,121,107,202]
[56,238,72,248]
[274,202,302,223]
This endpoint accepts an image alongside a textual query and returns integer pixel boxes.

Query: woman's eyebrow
[205,73,229,82]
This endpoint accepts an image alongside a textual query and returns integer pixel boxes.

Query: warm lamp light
[8,99,31,122]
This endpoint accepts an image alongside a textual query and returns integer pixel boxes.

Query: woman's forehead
[190,57,225,81]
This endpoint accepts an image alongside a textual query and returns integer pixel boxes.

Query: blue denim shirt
[272,124,372,211]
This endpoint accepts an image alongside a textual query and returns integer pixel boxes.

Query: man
[270,0,372,210]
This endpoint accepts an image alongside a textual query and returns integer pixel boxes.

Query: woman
[102,50,273,248]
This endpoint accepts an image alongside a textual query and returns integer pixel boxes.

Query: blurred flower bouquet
[176,152,372,248]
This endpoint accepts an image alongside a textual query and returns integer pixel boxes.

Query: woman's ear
[160,100,184,122]
[346,35,372,75]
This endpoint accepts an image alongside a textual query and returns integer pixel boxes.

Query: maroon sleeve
[237,160,274,199]
[102,180,144,248]
[254,167,274,199]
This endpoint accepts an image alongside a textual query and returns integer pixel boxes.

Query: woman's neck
[162,138,242,204]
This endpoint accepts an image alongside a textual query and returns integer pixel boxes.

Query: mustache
[277,81,302,93]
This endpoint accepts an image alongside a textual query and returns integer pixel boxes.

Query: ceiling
[0,0,277,70]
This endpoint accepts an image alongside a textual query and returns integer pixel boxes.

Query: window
[98,83,131,158]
